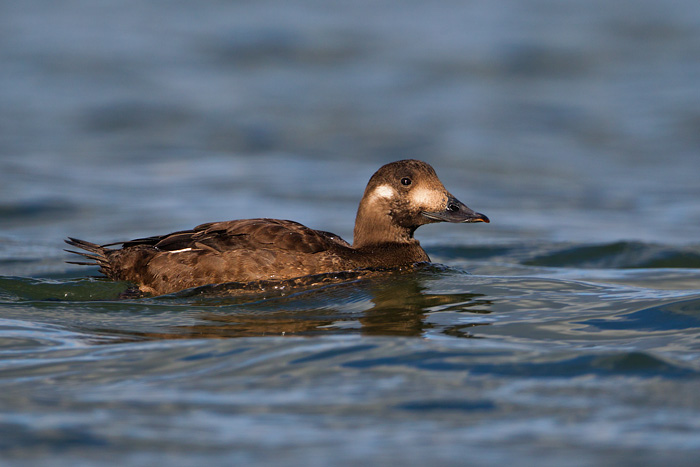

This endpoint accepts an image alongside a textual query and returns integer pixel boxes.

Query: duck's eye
[401,177,412,186]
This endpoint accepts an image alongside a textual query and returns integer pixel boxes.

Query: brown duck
[66,160,488,295]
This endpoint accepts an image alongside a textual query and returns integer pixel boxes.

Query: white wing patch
[167,248,194,254]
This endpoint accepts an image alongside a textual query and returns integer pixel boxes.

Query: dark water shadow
[465,351,697,379]
[575,296,700,333]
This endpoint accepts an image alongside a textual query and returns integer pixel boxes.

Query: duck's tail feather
[64,238,115,276]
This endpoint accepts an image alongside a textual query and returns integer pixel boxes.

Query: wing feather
[121,219,349,254]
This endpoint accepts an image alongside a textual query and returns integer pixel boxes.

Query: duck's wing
[121,218,351,254]
[115,230,195,250]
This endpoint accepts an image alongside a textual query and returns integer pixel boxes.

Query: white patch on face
[410,186,446,210]
[372,184,396,200]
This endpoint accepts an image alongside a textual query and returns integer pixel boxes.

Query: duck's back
[105,219,356,295]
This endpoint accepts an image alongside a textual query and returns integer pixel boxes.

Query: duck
[65,159,488,295]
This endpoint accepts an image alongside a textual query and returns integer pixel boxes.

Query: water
[2,0,700,465]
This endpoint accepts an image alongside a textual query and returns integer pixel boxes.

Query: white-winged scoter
[66,160,488,295]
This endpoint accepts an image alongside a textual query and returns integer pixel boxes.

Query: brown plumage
[65,160,488,295]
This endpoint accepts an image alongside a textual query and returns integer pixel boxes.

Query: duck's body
[66,160,488,295]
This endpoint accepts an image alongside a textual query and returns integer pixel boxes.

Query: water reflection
[121,269,493,339]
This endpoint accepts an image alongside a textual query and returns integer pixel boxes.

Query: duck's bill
[421,197,490,224]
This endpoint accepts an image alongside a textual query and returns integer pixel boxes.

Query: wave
[524,241,700,269]
[430,241,700,269]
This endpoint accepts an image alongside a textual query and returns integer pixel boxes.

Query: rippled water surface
[2,1,700,465]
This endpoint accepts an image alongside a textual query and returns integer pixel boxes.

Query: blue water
[2,1,700,465]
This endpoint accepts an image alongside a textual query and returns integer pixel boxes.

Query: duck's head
[353,159,489,248]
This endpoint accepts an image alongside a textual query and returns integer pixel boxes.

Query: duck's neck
[352,201,417,249]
